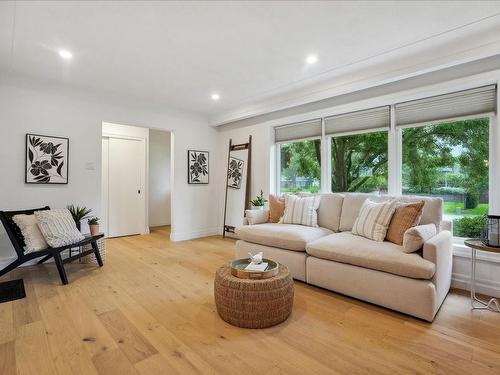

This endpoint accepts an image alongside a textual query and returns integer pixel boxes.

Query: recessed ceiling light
[58,49,73,60]
[211,93,220,101]
[306,55,318,65]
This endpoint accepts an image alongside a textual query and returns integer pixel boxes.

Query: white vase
[252,206,265,210]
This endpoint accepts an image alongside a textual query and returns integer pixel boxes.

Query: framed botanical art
[25,134,69,184]
[227,156,244,189]
[188,150,209,184]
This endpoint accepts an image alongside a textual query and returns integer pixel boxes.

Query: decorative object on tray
[230,257,278,279]
[481,214,500,248]
[249,190,267,210]
[214,262,294,328]
[248,251,263,264]
[67,204,92,232]
[80,236,106,264]
[187,150,209,184]
[88,217,100,236]
[227,156,244,189]
[26,133,69,184]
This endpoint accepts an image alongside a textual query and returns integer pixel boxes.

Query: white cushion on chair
[12,214,48,253]
[35,209,84,248]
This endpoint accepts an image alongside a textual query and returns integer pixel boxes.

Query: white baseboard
[170,227,221,242]
[452,272,500,298]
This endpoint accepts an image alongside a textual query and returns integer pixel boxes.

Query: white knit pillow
[352,199,398,241]
[12,214,48,253]
[402,224,437,253]
[281,194,321,227]
[35,209,84,248]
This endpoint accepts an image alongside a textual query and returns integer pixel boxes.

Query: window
[402,118,489,238]
[279,139,321,193]
[330,131,388,193]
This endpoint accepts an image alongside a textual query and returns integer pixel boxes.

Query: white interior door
[108,137,145,237]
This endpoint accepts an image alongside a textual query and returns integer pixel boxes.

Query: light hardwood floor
[1,226,500,374]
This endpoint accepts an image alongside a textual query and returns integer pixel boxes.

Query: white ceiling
[1,1,500,125]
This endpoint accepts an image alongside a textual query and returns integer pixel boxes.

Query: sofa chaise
[235,193,453,322]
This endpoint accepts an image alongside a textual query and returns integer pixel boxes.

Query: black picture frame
[25,133,69,185]
[187,150,209,184]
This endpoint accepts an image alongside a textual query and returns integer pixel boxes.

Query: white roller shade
[395,85,497,127]
[275,119,322,143]
[324,106,390,136]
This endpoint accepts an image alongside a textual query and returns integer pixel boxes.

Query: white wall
[0,79,220,264]
[149,129,171,227]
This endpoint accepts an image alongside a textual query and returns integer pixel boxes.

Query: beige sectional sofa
[235,193,453,322]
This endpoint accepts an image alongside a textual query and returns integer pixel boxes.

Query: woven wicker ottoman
[214,263,294,328]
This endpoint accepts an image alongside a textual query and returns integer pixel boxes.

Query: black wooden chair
[0,206,104,285]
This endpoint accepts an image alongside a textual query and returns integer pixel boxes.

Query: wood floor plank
[92,348,139,375]
[0,341,16,375]
[98,309,158,364]
[1,226,500,375]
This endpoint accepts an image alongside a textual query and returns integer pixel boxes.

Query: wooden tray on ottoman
[230,258,278,279]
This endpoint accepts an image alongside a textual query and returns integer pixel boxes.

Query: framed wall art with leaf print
[187,150,209,184]
[25,134,69,184]
[227,156,244,189]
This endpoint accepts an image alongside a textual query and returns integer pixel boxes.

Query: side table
[464,239,500,312]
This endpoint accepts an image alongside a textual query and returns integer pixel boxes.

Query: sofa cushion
[397,195,442,230]
[339,193,390,231]
[317,193,344,232]
[386,200,425,245]
[352,199,398,242]
[306,232,435,279]
[338,193,443,232]
[236,223,332,252]
[282,194,321,227]
[268,194,285,223]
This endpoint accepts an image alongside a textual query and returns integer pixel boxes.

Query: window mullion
[388,105,402,195]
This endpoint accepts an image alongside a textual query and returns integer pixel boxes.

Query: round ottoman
[214,263,294,329]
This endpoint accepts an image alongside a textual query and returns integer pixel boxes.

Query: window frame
[275,110,496,241]
[276,135,323,195]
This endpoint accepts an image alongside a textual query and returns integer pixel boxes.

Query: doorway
[101,123,172,239]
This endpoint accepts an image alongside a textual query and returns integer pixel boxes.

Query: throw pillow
[35,208,85,248]
[402,224,437,253]
[281,194,321,227]
[352,199,398,242]
[245,209,269,225]
[268,194,285,223]
[385,201,425,245]
[12,214,48,253]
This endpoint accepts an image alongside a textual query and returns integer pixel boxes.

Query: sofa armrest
[440,220,453,233]
[423,230,453,300]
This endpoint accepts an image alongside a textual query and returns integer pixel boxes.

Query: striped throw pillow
[282,194,321,227]
[352,199,398,241]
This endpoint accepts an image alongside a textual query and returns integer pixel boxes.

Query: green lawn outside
[443,202,488,216]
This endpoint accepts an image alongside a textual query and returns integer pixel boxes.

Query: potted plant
[250,190,268,210]
[87,217,100,236]
[67,204,92,231]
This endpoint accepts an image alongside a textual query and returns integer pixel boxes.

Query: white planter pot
[252,206,265,210]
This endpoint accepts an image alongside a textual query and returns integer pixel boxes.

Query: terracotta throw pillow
[268,194,285,223]
[386,201,425,245]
